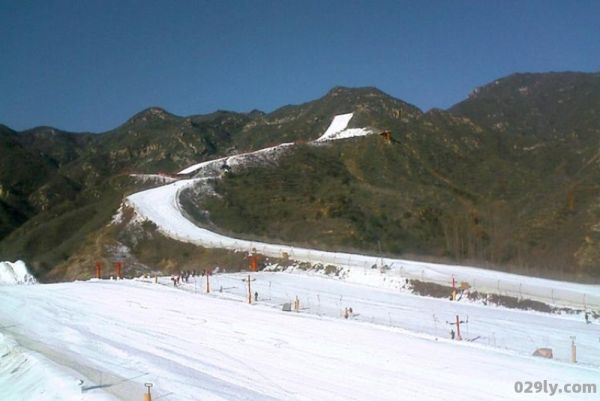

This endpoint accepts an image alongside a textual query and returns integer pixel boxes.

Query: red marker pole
[205,269,210,293]
[95,262,102,279]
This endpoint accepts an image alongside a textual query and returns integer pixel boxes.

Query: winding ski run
[126,113,599,309]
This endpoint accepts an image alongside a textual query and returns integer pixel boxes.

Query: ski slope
[175,271,600,366]
[314,112,373,142]
[1,276,598,401]
[125,113,600,309]
[177,143,295,176]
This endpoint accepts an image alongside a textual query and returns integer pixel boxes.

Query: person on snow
[254,291,259,302]
[585,311,590,324]
[450,329,455,340]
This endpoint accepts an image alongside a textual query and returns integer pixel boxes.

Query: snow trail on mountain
[125,113,600,309]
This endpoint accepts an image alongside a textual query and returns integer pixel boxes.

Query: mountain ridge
[1,72,599,282]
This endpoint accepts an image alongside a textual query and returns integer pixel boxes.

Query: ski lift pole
[447,314,465,341]
[248,274,251,304]
[205,268,210,293]
[243,274,257,304]
[144,383,153,401]
[451,275,456,301]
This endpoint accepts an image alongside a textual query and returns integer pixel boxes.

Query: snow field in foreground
[1,276,598,401]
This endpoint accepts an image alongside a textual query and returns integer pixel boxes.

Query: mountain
[1,72,599,282]
[234,86,421,150]
[0,125,82,240]
[451,72,600,142]
[189,73,600,281]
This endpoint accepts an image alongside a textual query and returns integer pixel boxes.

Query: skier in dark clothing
[585,311,590,324]
[254,291,258,302]
[450,329,455,340]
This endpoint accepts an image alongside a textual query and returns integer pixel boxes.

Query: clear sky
[1,0,599,132]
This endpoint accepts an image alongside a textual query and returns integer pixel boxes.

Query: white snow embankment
[315,112,373,142]
[0,261,37,285]
[0,332,117,401]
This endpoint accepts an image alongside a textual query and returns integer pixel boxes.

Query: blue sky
[1,0,599,132]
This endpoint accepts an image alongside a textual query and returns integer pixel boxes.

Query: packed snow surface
[184,270,600,365]
[0,260,37,285]
[0,332,117,401]
[315,126,373,141]
[1,275,598,400]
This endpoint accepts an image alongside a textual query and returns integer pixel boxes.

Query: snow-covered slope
[183,271,600,366]
[177,143,294,176]
[0,278,597,401]
[315,112,373,142]
[0,260,37,285]
[125,113,600,309]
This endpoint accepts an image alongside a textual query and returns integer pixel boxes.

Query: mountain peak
[325,86,387,98]
[464,71,600,101]
[126,107,177,125]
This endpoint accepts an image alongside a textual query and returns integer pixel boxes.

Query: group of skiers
[171,270,204,286]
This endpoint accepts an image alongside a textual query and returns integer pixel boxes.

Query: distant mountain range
[1,71,599,282]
